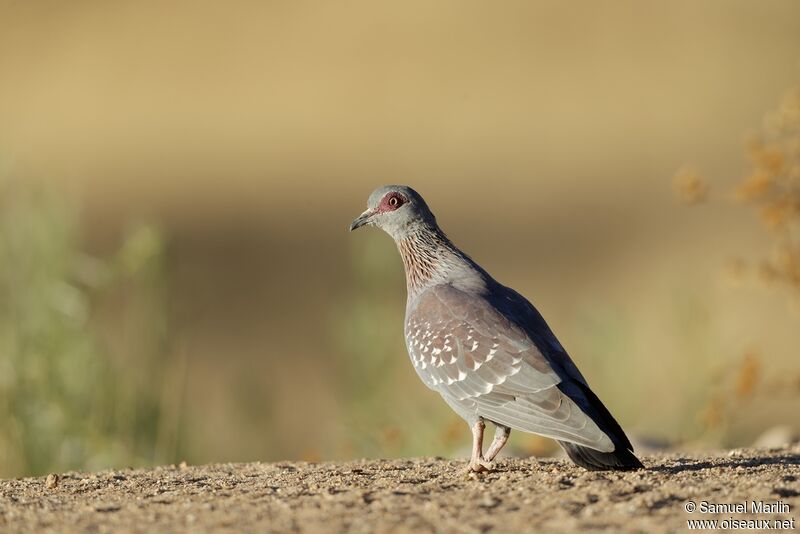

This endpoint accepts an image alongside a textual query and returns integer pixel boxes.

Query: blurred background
[1,0,799,478]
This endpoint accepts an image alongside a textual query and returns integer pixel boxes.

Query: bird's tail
[557,440,644,471]
[555,379,644,471]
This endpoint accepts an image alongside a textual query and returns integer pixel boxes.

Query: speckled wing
[405,284,614,452]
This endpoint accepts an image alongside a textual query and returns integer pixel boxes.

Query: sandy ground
[1,446,798,533]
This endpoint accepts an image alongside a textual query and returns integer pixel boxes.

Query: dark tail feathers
[556,380,644,471]
[557,440,644,471]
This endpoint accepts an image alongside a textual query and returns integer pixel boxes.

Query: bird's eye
[382,193,406,210]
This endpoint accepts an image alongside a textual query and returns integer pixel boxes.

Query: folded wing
[405,284,615,453]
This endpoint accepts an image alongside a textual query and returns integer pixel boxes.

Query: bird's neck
[396,224,469,301]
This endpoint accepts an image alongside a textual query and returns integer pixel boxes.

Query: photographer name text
[689,500,792,515]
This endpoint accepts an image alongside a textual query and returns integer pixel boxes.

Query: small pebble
[45,474,59,490]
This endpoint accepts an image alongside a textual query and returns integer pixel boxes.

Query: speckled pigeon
[349,185,643,472]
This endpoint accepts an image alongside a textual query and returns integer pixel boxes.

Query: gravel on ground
[1,446,798,533]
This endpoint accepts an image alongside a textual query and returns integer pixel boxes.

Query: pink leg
[465,419,493,473]
[484,425,511,461]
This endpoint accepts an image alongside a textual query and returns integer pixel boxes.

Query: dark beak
[349,209,374,231]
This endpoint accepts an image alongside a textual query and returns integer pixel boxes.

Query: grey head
[349,185,438,240]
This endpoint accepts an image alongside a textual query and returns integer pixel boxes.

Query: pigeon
[350,185,643,472]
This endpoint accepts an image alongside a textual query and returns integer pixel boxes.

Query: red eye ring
[383,193,405,210]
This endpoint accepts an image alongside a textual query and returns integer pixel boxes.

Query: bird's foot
[463,458,494,475]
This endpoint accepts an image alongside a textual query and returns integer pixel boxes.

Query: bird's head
[349,185,437,239]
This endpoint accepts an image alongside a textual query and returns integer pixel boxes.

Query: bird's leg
[484,425,511,462]
[465,418,493,473]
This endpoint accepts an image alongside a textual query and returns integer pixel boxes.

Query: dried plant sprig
[736,86,800,296]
